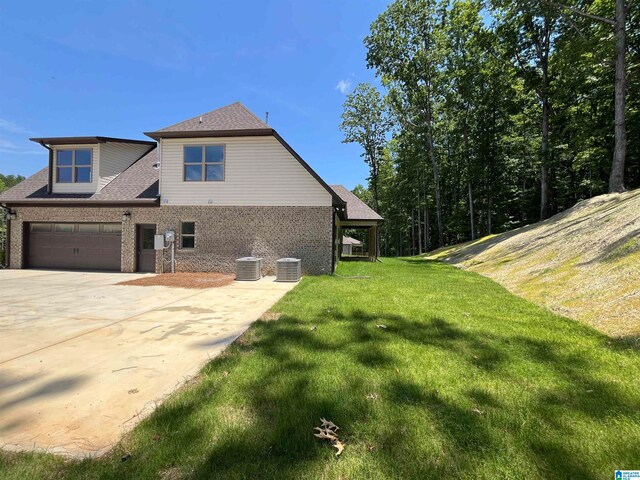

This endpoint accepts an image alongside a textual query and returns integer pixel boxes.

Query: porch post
[368,225,377,262]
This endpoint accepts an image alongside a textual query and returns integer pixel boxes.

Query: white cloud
[0,138,41,155]
[0,118,29,134]
[335,79,352,94]
[0,120,40,155]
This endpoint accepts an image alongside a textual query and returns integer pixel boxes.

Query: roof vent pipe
[198,116,203,124]
[265,112,269,124]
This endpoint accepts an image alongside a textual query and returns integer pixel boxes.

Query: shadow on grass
[21,259,640,480]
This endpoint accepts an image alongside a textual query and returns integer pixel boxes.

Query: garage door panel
[28,223,122,271]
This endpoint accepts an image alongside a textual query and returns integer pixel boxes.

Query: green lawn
[2,258,639,479]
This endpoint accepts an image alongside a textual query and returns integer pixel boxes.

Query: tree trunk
[416,181,423,254]
[431,154,444,247]
[463,124,476,241]
[487,190,493,235]
[609,0,627,192]
[423,95,444,248]
[540,82,551,220]
[468,181,476,240]
[425,203,430,251]
[538,17,552,220]
[411,209,415,255]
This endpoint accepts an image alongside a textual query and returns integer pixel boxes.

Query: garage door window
[53,224,74,232]
[56,149,92,183]
[78,224,100,233]
[31,223,52,232]
[103,224,122,234]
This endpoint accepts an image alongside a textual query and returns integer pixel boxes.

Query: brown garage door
[27,223,122,271]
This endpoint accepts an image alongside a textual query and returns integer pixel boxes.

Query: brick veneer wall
[8,205,334,275]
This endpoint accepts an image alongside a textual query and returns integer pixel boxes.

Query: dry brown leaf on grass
[313,428,339,442]
[471,408,484,415]
[314,418,344,458]
[320,418,339,431]
[376,324,387,329]
[310,325,318,331]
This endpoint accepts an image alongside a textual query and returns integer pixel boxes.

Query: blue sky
[0,0,388,189]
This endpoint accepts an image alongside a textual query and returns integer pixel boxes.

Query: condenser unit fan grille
[276,258,301,282]
[236,257,263,281]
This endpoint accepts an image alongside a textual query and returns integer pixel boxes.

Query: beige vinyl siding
[51,144,100,194]
[99,142,152,191]
[159,136,333,206]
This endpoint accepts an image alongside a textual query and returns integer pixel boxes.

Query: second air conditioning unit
[276,258,301,282]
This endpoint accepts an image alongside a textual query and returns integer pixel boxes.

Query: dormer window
[56,149,92,183]
[183,145,225,182]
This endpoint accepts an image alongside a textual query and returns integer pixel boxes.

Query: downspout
[157,139,162,203]
[39,141,54,194]
[1,204,11,268]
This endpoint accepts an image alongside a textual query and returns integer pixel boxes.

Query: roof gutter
[143,129,274,141]
[4,200,160,207]
[38,141,54,194]
[30,136,155,146]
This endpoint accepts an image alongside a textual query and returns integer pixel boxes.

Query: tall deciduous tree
[546,0,629,192]
[365,0,447,247]
[339,83,391,213]
[493,0,560,219]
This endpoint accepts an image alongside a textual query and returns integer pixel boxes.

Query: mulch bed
[117,272,236,289]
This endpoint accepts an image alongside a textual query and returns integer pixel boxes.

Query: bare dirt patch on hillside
[118,272,235,289]
[425,189,640,339]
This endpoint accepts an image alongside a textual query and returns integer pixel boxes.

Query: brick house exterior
[0,103,382,276]
[8,205,334,275]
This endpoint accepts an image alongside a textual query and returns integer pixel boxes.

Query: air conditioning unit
[236,257,263,281]
[276,258,301,282]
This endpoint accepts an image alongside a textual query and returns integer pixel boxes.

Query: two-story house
[0,103,383,275]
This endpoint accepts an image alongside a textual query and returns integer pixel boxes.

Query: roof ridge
[236,102,269,127]
[150,102,271,135]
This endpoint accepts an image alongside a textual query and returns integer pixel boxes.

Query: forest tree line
[340,0,638,256]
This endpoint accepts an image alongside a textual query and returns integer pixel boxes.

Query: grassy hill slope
[424,189,640,339]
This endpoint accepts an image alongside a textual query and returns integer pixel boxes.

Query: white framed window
[183,145,225,182]
[56,149,92,183]
[180,221,195,249]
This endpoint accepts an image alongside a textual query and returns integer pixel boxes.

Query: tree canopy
[344,0,638,256]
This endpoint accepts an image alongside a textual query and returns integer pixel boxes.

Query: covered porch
[329,185,384,269]
[337,219,382,262]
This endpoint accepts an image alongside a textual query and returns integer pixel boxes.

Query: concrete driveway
[0,270,295,456]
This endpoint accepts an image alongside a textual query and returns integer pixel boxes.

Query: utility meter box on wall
[164,230,175,243]
[154,235,165,250]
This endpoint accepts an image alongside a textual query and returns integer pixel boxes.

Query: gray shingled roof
[342,236,363,245]
[330,185,383,222]
[0,148,158,204]
[146,102,271,137]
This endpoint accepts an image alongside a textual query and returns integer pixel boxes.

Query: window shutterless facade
[56,149,92,183]
[180,222,196,249]
[183,145,225,181]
